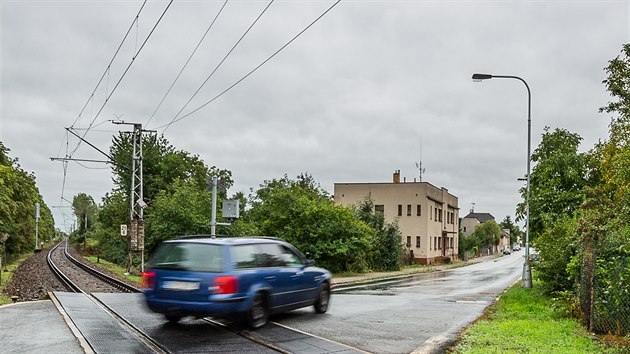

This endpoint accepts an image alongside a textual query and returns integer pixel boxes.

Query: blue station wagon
[141,237,331,329]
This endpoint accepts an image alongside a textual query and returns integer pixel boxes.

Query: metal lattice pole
[128,123,144,272]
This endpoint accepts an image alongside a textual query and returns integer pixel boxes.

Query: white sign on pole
[120,224,128,236]
[35,202,40,220]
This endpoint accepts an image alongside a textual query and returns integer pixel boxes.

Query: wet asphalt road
[272,251,524,353]
[33,252,523,354]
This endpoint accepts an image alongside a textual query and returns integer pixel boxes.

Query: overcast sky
[2,0,628,233]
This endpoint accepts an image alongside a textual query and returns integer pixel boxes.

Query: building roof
[462,212,495,224]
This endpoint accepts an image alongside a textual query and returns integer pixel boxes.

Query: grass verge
[83,256,141,285]
[450,280,628,353]
[0,253,32,305]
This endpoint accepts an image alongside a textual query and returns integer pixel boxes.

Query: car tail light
[213,276,238,294]
[140,271,155,289]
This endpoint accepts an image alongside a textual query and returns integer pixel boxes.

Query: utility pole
[113,121,152,273]
[211,176,218,238]
[207,177,232,238]
[129,123,144,273]
[84,212,88,251]
[35,203,40,250]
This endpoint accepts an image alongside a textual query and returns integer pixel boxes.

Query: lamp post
[472,73,533,288]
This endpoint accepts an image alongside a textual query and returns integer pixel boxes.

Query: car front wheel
[314,282,330,314]
[247,292,269,329]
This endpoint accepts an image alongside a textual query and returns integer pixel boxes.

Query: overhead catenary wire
[162,0,275,133]
[146,0,230,127]
[68,0,148,131]
[157,0,342,131]
[55,0,173,233]
[54,1,341,233]
[68,0,174,158]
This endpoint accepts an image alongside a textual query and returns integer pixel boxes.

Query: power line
[157,0,342,130]
[68,0,174,158]
[162,0,275,133]
[69,0,148,131]
[146,0,229,127]
[55,1,174,233]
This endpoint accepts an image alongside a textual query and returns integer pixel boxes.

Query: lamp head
[472,73,493,82]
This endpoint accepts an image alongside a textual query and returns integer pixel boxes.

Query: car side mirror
[305,259,315,267]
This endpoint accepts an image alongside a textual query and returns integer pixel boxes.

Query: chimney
[393,170,400,184]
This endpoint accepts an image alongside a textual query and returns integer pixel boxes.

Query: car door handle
[291,271,304,278]
[265,276,276,281]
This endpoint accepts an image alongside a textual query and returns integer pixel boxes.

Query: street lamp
[472,73,533,288]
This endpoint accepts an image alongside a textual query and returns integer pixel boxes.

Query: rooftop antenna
[415,136,425,182]
[471,202,476,213]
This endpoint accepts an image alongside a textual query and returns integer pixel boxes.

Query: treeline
[0,142,55,258]
[73,133,402,274]
[519,44,630,335]
[458,217,522,257]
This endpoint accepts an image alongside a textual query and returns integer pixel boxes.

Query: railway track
[47,240,140,294]
[46,239,290,354]
[47,240,168,353]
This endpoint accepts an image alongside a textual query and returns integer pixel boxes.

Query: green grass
[83,256,142,285]
[0,253,32,305]
[451,281,628,353]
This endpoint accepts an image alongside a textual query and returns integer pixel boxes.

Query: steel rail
[47,241,82,292]
[61,240,141,293]
[47,239,169,354]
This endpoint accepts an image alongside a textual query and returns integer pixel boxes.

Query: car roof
[163,236,284,246]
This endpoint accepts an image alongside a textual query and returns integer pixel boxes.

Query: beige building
[460,212,495,237]
[334,170,459,265]
[500,229,511,252]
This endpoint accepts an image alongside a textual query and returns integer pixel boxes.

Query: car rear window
[150,243,223,272]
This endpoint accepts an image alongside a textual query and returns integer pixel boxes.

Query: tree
[516,127,590,241]
[146,179,213,252]
[0,142,54,254]
[471,220,501,253]
[93,190,129,264]
[500,216,522,246]
[353,197,402,271]
[109,133,212,199]
[98,133,232,265]
[246,173,375,273]
[72,193,97,234]
[567,44,630,333]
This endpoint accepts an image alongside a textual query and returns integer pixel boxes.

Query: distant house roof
[462,212,495,224]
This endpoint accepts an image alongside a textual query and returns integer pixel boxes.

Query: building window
[434,237,437,250]
[416,236,421,247]
[398,205,403,216]
[406,236,411,248]
[435,207,438,222]
[416,205,421,216]
[375,205,384,213]
[407,204,412,216]
[463,226,467,232]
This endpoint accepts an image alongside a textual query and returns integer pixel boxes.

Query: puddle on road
[335,271,451,295]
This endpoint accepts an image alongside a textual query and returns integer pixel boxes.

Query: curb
[330,255,501,291]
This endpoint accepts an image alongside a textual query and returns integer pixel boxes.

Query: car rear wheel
[314,282,330,314]
[165,314,181,324]
[247,292,269,329]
